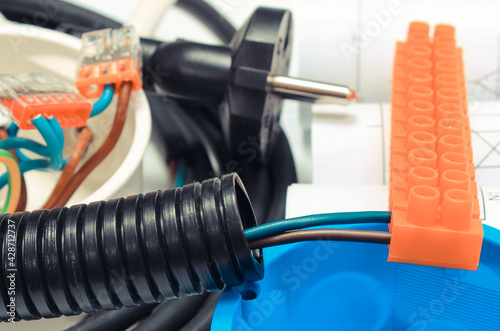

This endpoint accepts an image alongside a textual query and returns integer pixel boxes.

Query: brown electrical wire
[15,177,27,212]
[50,81,133,207]
[248,229,392,250]
[168,160,177,184]
[0,128,27,212]
[43,127,93,209]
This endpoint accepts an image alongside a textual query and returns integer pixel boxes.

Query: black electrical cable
[131,292,209,331]
[144,102,297,331]
[65,303,157,331]
[149,95,224,181]
[148,94,212,178]
[0,0,236,46]
[177,0,236,44]
[178,291,223,331]
[248,229,392,250]
[173,101,223,177]
[266,129,298,223]
[0,0,121,33]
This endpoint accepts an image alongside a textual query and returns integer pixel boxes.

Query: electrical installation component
[0,173,262,321]
[213,222,500,331]
[0,73,92,130]
[0,115,66,216]
[388,22,483,270]
[149,7,358,160]
[44,26,144,207]
[244,211,392,242]
[0,4,243,329]
[42,127,92,209]
[0,149,21,213]
[0,29,142,211]
[75,25,142,99]
[47,81,133,208]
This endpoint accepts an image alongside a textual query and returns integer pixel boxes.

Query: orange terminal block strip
[388,22,483,270]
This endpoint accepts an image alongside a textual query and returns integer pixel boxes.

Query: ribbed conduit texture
[0,173,263,321]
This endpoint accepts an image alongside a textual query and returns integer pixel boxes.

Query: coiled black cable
[130,292,209,331]
[177,0,236,44]
[65,303,158,331]
[0,173,263,322]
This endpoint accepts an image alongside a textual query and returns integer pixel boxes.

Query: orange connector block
[388,22,483,270]
[75,26,142,99]
[0,73,92,130]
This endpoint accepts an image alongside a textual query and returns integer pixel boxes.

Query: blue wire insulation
[90,83,115,117]
[0,159,49,189]
[0,137,51,158]
[174,159,186,187]
[244,211,393,242]
[47,116,64,148]
[7,123,30,163]
[47,116,66,168]
[32,116,62,170]
[7,122,18,137]
[7,122,68,168]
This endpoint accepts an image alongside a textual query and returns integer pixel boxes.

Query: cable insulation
[244,212,392,242]
[178,292,222,331]
[43,127,93,209]
[91,83,115,117]
[177,0,236,44]
[65,304,157,331]
[131,293,209,331]
[32,115,63,170]
[174,158,186,187]
[0,136,51,158]
[0,149,21,213]
[6,122,30,163]
[0,128,27,212]
[50,81,133,207]
[248,229,392,250]
[0,159,50,191]
[170,99,222,176]
[48,116,65,148]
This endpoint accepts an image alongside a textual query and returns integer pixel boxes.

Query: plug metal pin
[267,75,358,105]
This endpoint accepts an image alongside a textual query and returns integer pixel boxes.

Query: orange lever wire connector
[388,22,483,270]
[0,73,92,130]
[75,26,142,99]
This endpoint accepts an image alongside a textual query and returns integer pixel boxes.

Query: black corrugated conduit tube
[0,173,263,321]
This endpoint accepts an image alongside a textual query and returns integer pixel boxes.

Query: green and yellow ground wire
[0,149,21,213]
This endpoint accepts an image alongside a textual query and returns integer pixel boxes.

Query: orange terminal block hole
[388,22,483,270]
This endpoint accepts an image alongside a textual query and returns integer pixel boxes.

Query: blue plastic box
[212,224,500,330]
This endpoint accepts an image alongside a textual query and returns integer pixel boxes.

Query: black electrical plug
[149,7,358,161]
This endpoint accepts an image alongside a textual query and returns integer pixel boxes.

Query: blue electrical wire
[7,122,18,137]
[90,83,115,117]
[7,121,68,169]
[244,211,392,242]
[32,116,63,170]
[0,136,51,158]
[7,123,30,163]
[46,117,68,169]
[0,118,65,190]
[0,159,49,189]
[175,159,186,187]
[47,116,64,148]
